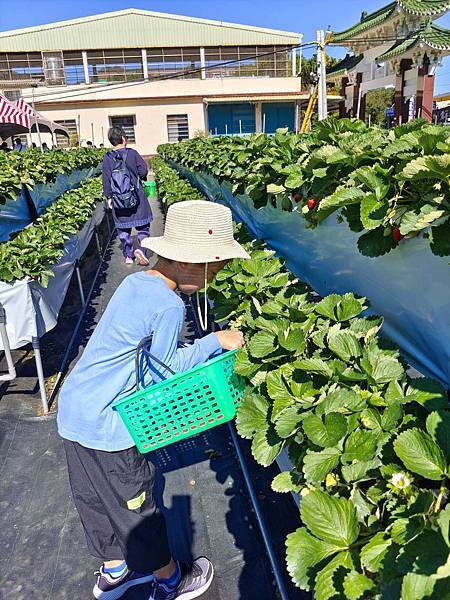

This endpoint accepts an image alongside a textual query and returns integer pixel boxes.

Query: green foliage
[365,88,395,126]
[0,177,103,286]
[151,156,203,207]
[0,147,104,206]
[154,158,450,599]
[158,118,450,259]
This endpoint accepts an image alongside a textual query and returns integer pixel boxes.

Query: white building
[0,9,304,154]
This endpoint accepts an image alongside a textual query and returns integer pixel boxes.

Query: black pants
[63,439,171,573]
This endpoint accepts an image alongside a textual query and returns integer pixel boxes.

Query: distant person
[0,141,11,152]
[177,136,184,142]
[86,140,95,148]
[31,142,37,148]
[42,142,49,151]
[99,143,104,148]
[102,126,152,265]
[13,138,26,151]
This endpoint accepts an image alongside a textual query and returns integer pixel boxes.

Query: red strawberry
[307,198,317,209]
[293,193,302,203]
[392,227,404,242]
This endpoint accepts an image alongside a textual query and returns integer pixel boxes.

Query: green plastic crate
[113,350,245,453]
[143,180,156,198]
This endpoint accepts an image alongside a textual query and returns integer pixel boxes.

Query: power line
[14,35,418,104]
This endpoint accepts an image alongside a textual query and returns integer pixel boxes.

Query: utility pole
[316,30,329,121]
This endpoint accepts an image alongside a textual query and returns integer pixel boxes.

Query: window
[63,51,85,85]
[87,50,143,83]
[2,52,44,83]
[109,115,136,143]
[147,48,201,79]
[167,114,189,142]
[203,46,291,79]
[54,119,78,147]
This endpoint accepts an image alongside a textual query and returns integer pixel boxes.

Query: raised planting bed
[0,147,104,241]
[155,158,450,600]
[0,175,105,349]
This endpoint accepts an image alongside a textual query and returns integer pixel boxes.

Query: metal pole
[31,88,43,152]
[295,104,299,133]
[239,119,242,134]
[77,114,81,146]
[75,261,86,307]
[91,122,95,146]
[368,114,371,127]
[102,126,105,146]
[317,31,324,121]
[228,423,290,600]
[32,336,49,413]
[357,88,362,120]
[0,303,16,381]
[262,113,266,133]
[225,123,228,135]
[94,228,102,257]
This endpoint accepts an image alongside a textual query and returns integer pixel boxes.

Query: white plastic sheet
[0,203,105,350]
[173,164,450,388]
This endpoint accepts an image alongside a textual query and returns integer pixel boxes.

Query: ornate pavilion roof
[326,54,364,79]
[377,19,450,60]
[332,0,450,43]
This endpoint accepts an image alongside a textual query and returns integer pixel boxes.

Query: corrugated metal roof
[0,9,302,52]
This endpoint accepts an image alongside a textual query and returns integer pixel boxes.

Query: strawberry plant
[158,118,450,259]
[0,147,104,206]
[152,157,203,207]
[0,177,103,286]
[156,159,450,599]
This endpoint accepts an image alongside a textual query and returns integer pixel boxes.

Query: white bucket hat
[142,200,250,263]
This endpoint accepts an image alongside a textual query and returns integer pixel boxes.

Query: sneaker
[93,565,154,599]
[148,558,214,600]
[125,256,134,265]
[134,248,150,266]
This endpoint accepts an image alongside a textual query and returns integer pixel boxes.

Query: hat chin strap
[196,263,208,332]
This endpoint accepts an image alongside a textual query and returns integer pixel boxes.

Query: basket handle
[135,335,175,391]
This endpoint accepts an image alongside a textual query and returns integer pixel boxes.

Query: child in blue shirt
[57,200,249,600]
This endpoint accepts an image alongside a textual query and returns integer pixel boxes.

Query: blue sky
[2,0,450,94]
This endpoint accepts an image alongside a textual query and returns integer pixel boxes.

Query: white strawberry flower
[391,472,411,490]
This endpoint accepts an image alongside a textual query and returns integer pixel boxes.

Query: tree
[298,53,340,92]
[365,88,395,126]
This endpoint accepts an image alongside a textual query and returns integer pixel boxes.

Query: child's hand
[215,330,245,350]
[108,199,113,209]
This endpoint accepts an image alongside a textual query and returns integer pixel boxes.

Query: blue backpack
[109,149,139,210]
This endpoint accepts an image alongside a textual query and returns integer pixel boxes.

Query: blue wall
[208,103,256,135]
[262,102,295,133]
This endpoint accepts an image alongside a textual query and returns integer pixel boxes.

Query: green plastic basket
[113,348,245,453]
[143,180,156,198]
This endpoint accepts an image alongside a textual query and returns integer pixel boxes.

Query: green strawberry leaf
[300,489,360,547]
[342,570,374,600]
[394,428,447,480]
[303,447,341,483]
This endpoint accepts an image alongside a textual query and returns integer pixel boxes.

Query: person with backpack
[102,127,152,265]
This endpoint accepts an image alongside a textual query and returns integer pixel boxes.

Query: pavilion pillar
[416,55,435,122]
[352,72,362,118]
[394,59,412,125]
[339,76,349,118]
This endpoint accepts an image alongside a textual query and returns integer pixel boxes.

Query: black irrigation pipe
[48,212,115,409]
[188,294,290,600]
